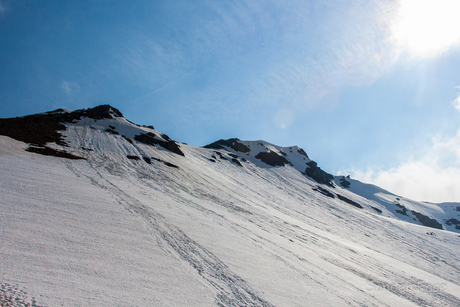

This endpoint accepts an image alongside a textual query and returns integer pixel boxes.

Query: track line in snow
[63,160,274,307]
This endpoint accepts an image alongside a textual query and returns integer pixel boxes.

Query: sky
[1,0,460,203]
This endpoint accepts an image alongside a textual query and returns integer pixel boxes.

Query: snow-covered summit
[0,104,185,158]
[204,138,335,186]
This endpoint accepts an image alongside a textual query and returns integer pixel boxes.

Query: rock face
[254,151,290,167]
[336,194,363,209]
[0,105,122,147]
[0,105,186,158]
[297,148,309,158]
[134,132,184,157]
[204,138,250,153]
[411,211,443,229]
[446,219,460,230]
[204,138,337,188]
[339,176,351,188]
[304,161,334,187]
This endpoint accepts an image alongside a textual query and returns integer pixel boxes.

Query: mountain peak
[76,104,124,119]
[0,105,123,147]
[2,104,460,306]
[204,138,334,186]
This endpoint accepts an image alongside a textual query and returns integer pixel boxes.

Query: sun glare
[391,0,460,58]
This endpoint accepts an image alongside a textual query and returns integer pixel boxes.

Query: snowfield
[1,107,460,306]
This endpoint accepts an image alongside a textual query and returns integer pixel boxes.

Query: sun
[391,0,460,58]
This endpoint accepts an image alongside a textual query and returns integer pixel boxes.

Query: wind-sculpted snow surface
[1,106,460,306]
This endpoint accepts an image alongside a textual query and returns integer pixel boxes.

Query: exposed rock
[143,157,151,164]
[0,105,122,151]
[71,104,123,120]
[127,155,140,160]
[371,206,382,214]
[122,135,133,144]
[160,133,172,141]
[232,158,243,167]
[134,132,184,157]
[446,218,460,226]
[151,157,180,169]
[339,176,351,188]
[204,138,250,153]
[214,151,226,160]
[394,202,408,216]
[304,161,334,187]
[0,113,68,147]
[297,148,309,158]
[164,162,179,168]
[26,145,85,160]
[411,211,443,229]
[395,206,408,216]
[255,151,290,167]
[105,128,119,135]
[336,194,363,209]
[445,219,460,230]
[312,186,335,198]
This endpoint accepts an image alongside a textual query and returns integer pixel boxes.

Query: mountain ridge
[0,104,458,232]
[1,104,460,306]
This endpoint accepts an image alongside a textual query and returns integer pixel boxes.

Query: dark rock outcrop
[395,202,408,216]
[0,105,122,148]
[304,161,334,187]
[0,104,186,159]
[446,218,460,226]
[445,219,460,230]
[339,176,351,188]
[26,146,85,160]
[134,132,184,157]
[127,155,140,160]
[312,186,335,198]
[297,148,309,158]
[151,157,179,169]
[232,158,243,167]
[204,138,250,153]
[255,151,290,167]
[411,211,443,229]
[336,194,363,209]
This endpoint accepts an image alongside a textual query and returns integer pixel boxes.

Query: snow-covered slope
[1,105,460,306]
[334,176,460,232]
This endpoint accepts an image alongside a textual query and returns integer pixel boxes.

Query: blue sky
[1,0,460,202]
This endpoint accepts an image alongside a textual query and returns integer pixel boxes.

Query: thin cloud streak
[108,0,398,116]
[348,91,460,203]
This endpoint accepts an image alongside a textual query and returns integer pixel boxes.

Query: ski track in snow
[63,159,274,307]
[1,119,460,306]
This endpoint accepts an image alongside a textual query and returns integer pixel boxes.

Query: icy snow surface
[1,117,460,306]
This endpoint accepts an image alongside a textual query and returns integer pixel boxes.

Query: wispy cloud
[452,87,460,112]
[0,1,7,14]
[349,88,460,203]
[107,0,398,114]
[61,81,80,95]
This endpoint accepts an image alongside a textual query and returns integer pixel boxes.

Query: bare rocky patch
[255,151,290,167]
[204,138,250,153]
[304,161,334,187]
